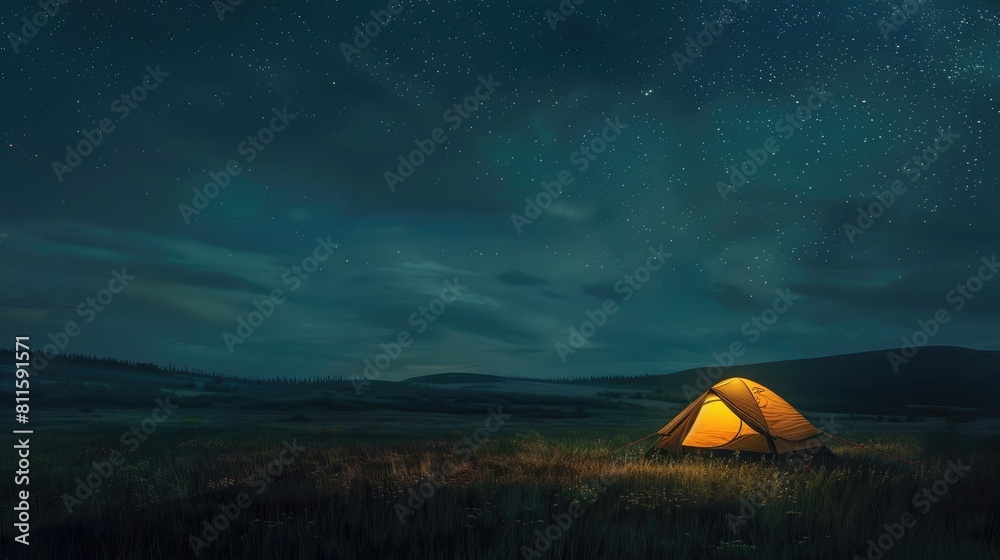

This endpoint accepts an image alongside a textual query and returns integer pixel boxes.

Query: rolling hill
[406,346,1000,413]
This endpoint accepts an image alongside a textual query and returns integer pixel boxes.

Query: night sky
[1,0,998,380]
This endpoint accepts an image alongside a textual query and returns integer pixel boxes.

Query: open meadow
[2,360,998,560]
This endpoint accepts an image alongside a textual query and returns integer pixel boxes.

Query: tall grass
[1,429,997,559]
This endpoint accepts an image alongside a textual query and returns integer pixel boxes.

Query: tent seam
[711,390,770,437]
[738,377,773,434]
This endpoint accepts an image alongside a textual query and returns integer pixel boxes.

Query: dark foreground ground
[1,356,998,559]
[1,418,997,559]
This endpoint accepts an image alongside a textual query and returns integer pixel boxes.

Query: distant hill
[406,347,1000,413]
[609,346,1000,412]
[6,346,998,416]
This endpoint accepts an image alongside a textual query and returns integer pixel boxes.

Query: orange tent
[652,377,824,454]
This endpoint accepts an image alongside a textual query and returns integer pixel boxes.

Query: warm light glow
[682,396,761,448]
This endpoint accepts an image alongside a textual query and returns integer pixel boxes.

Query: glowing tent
[651,377,826,455]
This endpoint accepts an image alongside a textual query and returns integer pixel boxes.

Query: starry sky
[1,0,998,380]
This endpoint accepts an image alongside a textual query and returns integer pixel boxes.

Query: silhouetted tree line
[0,348,345,386]
[497,372,667,383]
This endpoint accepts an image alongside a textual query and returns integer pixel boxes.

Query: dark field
[2,355,998,559]
[2,416,997,559]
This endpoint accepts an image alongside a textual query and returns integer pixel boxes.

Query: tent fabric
[653,377,822,455]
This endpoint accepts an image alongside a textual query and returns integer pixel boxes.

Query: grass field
[3,422,997,560]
